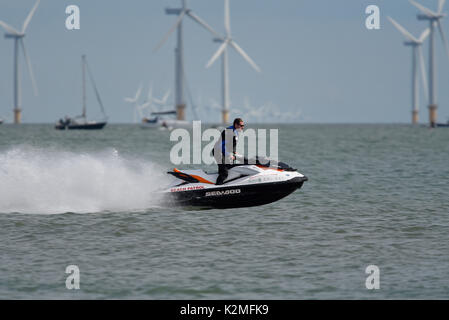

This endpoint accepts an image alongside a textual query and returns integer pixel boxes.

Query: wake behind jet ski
[162,157,307,209]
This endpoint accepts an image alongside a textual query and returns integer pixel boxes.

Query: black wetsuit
[213,125,239,185]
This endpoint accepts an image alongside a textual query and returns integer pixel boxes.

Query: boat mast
[82,54,86,118]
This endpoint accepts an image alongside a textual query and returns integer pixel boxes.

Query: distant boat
[140,116,163,129]
[55,55,107,130]
[436,121,449,128]
[140,110,190,129]
[161,118,191,129]
[140,110,176,129]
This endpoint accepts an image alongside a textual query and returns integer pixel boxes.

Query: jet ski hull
[165,176,307,209]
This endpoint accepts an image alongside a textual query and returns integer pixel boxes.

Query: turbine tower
[154,0,220,121]
[388,17,430,124]
[0,0,40,124]
[410,0,449,127]
[206,0,261,125]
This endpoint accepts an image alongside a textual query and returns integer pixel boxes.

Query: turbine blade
[437,21,449,62]
[418,27,430,42]
[438,0,446,14]
[0,21,20,35]
[147,83,153,101]
[229,40,261,72]
[153,89,170,106]
[162,89,170,103]
[22,0,40,33]
[186,11,222,38]
[206,41,228,68]
[135,84,143,101]
[20,39,38,96]
[140,102,151,109]
[418,46,429,103]
[224,0,231,36]
[153,10,186,52]
[409,0,438,17]
[387,17,419,42]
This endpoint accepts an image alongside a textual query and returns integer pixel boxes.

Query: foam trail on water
[0,146,169,214]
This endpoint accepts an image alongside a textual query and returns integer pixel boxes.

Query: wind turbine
[154,0,221,122]
[410,0,449,127]
[0,0,40,124]
[138,84,155,119]
[153,89,171,107]
[140,85,171,118]
[388,17,429,124]
[206,0,261,125]
[124,84,143,122]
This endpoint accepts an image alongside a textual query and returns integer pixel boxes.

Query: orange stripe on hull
[256,165,283,172]
[172,168,215,184]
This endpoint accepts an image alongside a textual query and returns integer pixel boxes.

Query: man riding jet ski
[163,117,307,209]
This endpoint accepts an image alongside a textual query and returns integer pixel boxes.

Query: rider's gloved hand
[225,154,235,164]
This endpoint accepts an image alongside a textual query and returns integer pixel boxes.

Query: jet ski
[162,157,307,209]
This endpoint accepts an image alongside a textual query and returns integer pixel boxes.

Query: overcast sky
[1,0,449,123]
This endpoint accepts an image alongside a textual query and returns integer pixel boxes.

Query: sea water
[0,124,448,299]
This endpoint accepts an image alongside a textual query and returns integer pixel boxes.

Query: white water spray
[0,146,169,214]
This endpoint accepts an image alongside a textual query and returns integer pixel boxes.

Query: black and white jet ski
[163,157,307,209]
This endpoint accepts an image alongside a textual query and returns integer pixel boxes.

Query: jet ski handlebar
[239,156,297,171]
